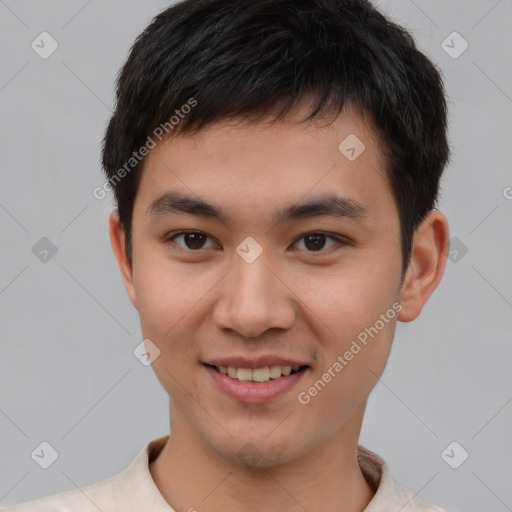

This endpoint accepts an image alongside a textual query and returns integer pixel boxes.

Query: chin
[217,436,305,469]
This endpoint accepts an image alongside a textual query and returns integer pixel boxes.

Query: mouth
[203,363,310,404]
[204,363,310,382]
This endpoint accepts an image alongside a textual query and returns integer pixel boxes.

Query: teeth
[269,365,282,378]
[252,367,270,382]
[216,365,303,382]
[237,368,253,381]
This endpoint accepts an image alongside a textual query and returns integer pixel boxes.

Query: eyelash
[164,230,347,255]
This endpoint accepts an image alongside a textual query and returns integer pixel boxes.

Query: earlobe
[398,209,450,322]
[108,209,138,309]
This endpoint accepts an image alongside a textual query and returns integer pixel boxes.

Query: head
[104,0,450,467]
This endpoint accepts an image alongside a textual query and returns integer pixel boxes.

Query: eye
[165,230,346,254]
[166,231,216,251]
[293,232,344,253]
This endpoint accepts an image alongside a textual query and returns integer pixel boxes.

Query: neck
[149,401,375,512]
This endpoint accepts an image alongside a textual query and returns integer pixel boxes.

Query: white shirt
[2,435,456,511]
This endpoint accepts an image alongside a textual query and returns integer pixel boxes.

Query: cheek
[133,248,206,329]
[300,259,400,338]
[133,263,202,397]
[132,255,194,357]
[296,319,396,429]
[295,262,399,406]
[132,253,227,376]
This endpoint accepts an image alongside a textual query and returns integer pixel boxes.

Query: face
[113,102,408,467]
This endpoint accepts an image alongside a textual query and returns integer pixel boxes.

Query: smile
[204,364,310,404]
[207,364,309,382]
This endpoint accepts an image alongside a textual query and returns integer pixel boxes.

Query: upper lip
[203,356,310,369]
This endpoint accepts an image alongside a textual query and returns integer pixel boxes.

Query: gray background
[0,1,511,511]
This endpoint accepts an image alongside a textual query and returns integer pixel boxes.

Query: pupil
[185,233,206,249]
[304,233,325,251]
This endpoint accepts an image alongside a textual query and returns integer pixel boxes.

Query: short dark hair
[101,0,449,279]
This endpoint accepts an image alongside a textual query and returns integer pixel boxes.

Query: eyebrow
[146,191,367,225]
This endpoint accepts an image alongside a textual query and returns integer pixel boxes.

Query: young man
[4,0,456,510]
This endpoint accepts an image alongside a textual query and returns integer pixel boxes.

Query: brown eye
[303,233,326,251]
[182,232,207,249]
[167,231,214,251]
[295,232,343,253]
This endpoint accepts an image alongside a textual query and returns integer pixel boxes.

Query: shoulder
[1,475,117,512]
[386,481,458,512]
[1,435,171,512]
[357,444,457,512]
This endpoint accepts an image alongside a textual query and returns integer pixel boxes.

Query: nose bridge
[213,246,295,338]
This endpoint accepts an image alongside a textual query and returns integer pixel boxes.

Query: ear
[108,209,138,309]
[398,209,450,322]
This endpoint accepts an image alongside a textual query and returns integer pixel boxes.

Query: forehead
[133,104,396,229]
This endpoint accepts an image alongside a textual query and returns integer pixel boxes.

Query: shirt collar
[121,435,406,511]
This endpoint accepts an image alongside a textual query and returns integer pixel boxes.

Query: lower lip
[204,364,308,404]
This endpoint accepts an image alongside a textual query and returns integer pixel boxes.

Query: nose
[212,250,296,339]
